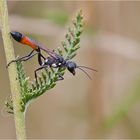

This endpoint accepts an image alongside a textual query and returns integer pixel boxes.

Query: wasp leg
[7,52,39,68]
[34,65,47,83]
[38,53,46,66]
[39,53,46,60]
[37,48,46,66]
[6,50,35,68]
[20,52,40,62]
[57,74,64,81]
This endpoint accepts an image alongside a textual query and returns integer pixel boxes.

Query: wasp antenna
[77,67,92,80]
[77,65,97,72]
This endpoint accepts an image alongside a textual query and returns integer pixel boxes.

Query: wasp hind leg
[6,50,36,68]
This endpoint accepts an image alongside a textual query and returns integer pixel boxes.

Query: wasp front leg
[57,74,64,81]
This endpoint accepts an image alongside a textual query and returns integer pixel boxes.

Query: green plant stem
[0,0,26,139]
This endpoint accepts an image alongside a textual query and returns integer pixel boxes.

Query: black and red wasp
[8,31,97,82]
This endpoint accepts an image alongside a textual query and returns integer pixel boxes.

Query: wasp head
[10,31,23,42]
[66,61,77,75]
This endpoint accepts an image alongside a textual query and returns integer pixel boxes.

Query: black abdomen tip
[10,31,23,42]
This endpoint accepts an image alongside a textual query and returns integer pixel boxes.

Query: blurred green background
[1,1,140,139]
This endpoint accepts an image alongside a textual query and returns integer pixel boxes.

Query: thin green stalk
[0,0,26,139]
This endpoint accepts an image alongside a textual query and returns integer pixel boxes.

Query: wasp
[8,31,97,82]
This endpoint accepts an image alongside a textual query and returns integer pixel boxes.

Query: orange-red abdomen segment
[20,36,38,50]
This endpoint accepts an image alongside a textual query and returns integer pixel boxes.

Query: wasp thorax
[52,63,57,68]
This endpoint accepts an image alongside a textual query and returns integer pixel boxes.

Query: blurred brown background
[1,1,140,139]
